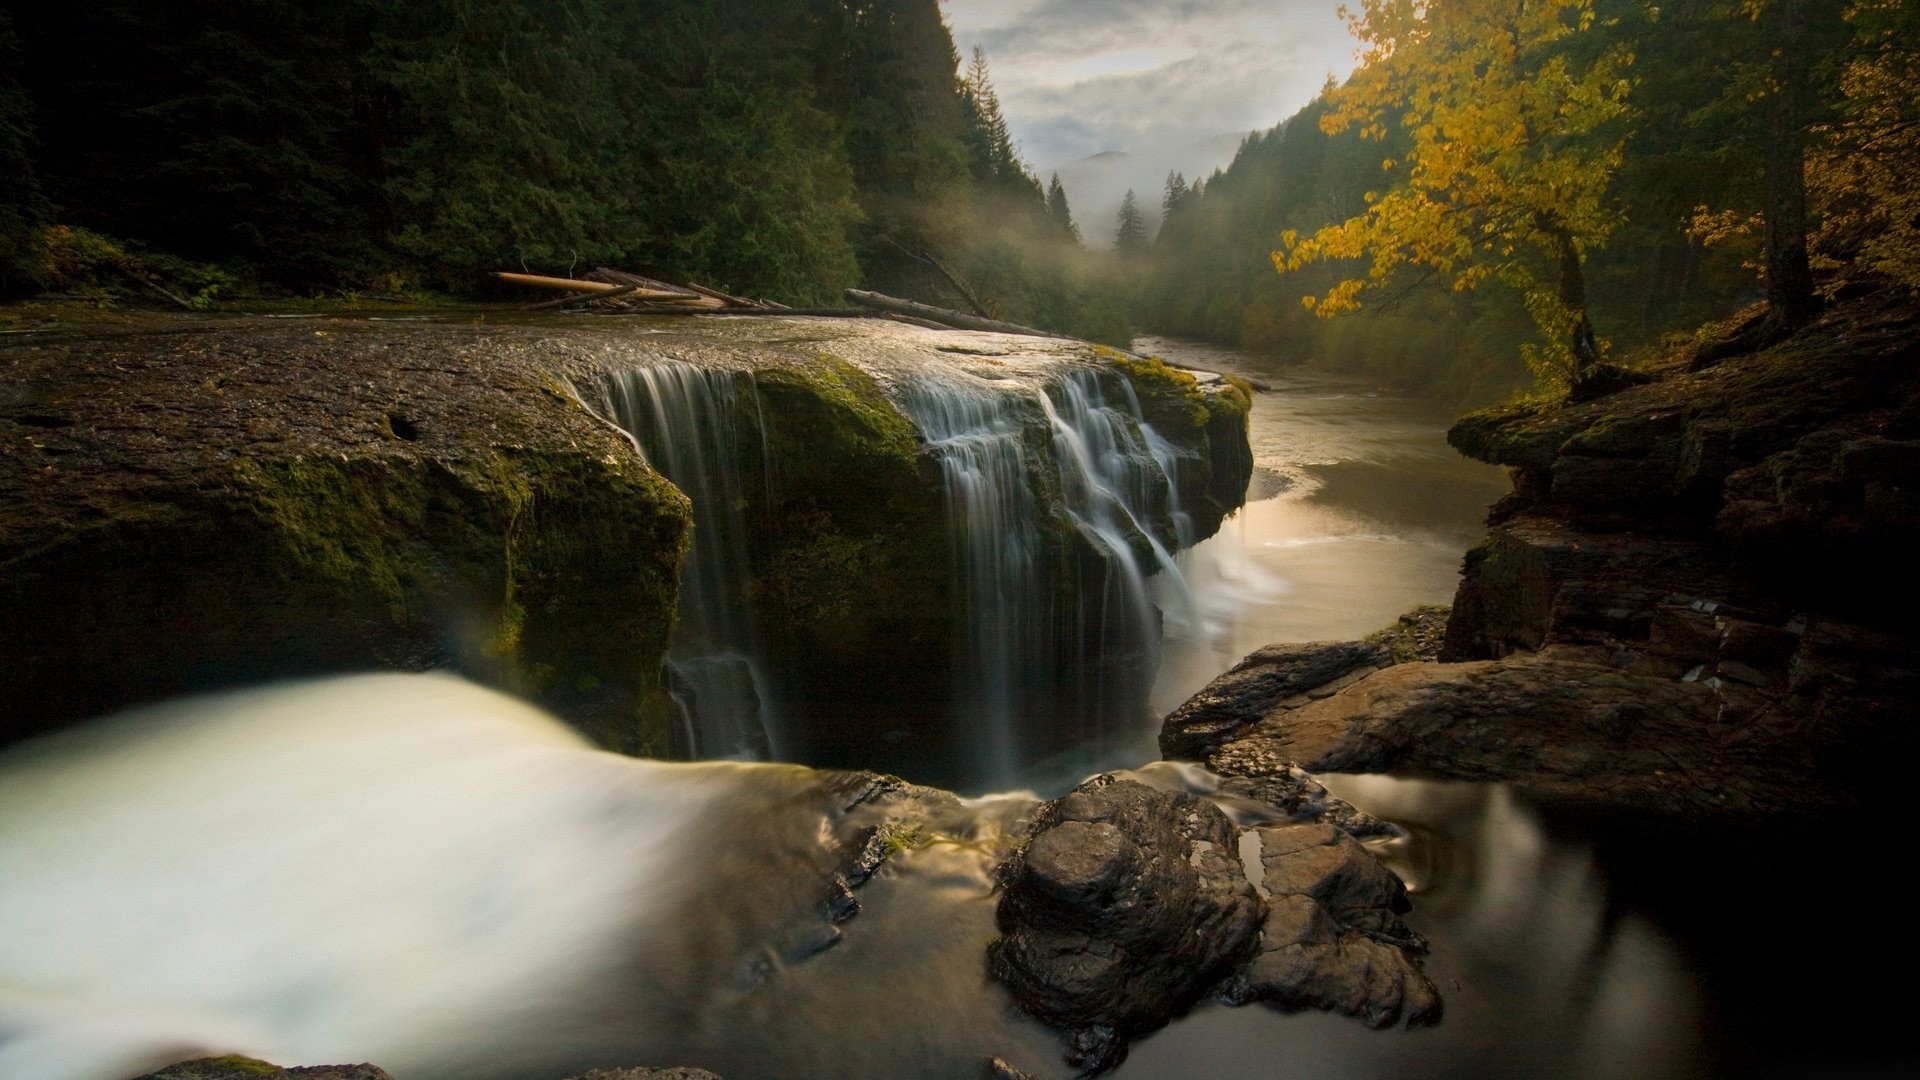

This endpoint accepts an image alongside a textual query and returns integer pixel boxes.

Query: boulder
[989,773,1437,1074]
[989,776,1261,1073]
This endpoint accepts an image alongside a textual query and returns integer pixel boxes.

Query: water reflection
[1136,336,1509,717]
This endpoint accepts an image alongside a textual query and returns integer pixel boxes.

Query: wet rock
[1210,767,1394,839]
[559,1069,724,1080]
[134,1058,393,1080]
[1159,639,1391,760]
[1228,935,1441,1030]
[1209,653,1828,815]
[560,1060,725,1068]
[989,776,1261,1072]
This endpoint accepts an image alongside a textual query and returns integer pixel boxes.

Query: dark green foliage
[1112,190,1149,256]
[1046,173,1079,241]
[2,0,1126,331]
[11,1,387,290]
[0,8,45,293]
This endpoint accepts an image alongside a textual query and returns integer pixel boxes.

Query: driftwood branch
[880,237,990,317]
[843,290,1069,339]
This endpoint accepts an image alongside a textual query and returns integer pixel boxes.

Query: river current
[0,337,1900,1079]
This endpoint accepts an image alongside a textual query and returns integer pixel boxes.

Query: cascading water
[894,376,1047,784]
[899,363,1201,785]
[596,365,782,760]
[595,354,1203,787]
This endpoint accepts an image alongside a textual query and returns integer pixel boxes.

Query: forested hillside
[0,1,1125,340]
[1143,0,1920,404]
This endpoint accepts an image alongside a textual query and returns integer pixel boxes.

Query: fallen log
[843,290,1070,339]
[495,272,621,294]
[525,283,642,310]
[497,271,730,308]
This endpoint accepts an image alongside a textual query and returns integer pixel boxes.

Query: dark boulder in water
[989,776,1260,1073]
[989,774,1436,1074]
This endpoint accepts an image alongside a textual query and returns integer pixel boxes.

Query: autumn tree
[1276,0,1635,387]
[1802,0,1920,291]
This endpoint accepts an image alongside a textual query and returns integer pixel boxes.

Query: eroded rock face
[990,774,1434,1074]
[1174,294,1920,820]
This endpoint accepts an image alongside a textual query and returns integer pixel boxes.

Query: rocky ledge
[0,313,1249,754]
[1163,291,1920,818]
[990,773,1437,1075]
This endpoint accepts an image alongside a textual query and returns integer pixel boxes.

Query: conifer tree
[1113,189,1148,255]
[1162,171,1189,215]
[1046,173,1079,241]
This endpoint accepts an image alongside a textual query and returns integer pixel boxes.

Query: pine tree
[1046,173,1078,241]
[1162,171,1189,215]
[1113,189,1148,255]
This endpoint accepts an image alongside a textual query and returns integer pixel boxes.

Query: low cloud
[945,0,1357,167]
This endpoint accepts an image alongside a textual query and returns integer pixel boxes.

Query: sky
[941,0,1360,171]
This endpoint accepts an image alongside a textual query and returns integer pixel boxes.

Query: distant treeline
[0,1,1126,340]
[1141,0,1920,404]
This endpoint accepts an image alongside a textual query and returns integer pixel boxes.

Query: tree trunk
[1540,213,1600,378]
[1763,0,1816,328]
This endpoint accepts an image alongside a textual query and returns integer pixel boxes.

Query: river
[0,336,1899,1079]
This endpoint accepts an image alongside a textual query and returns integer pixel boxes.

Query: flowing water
[1135,335,1511,717]
[595,353,1193,790]
[1,336,1904,1079]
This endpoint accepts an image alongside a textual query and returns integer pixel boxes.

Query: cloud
[944,0,1356,166]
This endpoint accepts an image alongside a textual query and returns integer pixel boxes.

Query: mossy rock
[1,318,691,751]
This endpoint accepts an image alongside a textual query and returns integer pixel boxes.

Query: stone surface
[1209,655,1824,815]
[1,314,1253,758]
[560,1060,725,1068]
[990,773,1437,1074]
[989,776,1262,1073]
[1159,639,1392,761]
[135,1058,393,1080]
[559,1070,724,1080]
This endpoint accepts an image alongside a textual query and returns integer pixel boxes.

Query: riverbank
[1162,289,1920,818]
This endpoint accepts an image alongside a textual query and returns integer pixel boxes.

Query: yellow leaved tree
[1809,0,1920,293]
[1275,0,1636,388]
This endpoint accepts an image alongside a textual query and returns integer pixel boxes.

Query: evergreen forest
[0,1,1127,342]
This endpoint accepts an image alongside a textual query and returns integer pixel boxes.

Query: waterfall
[597,365,783,760]
[900,364,1200,785]
[595,357,1201,787]
[895,377,1048,784]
